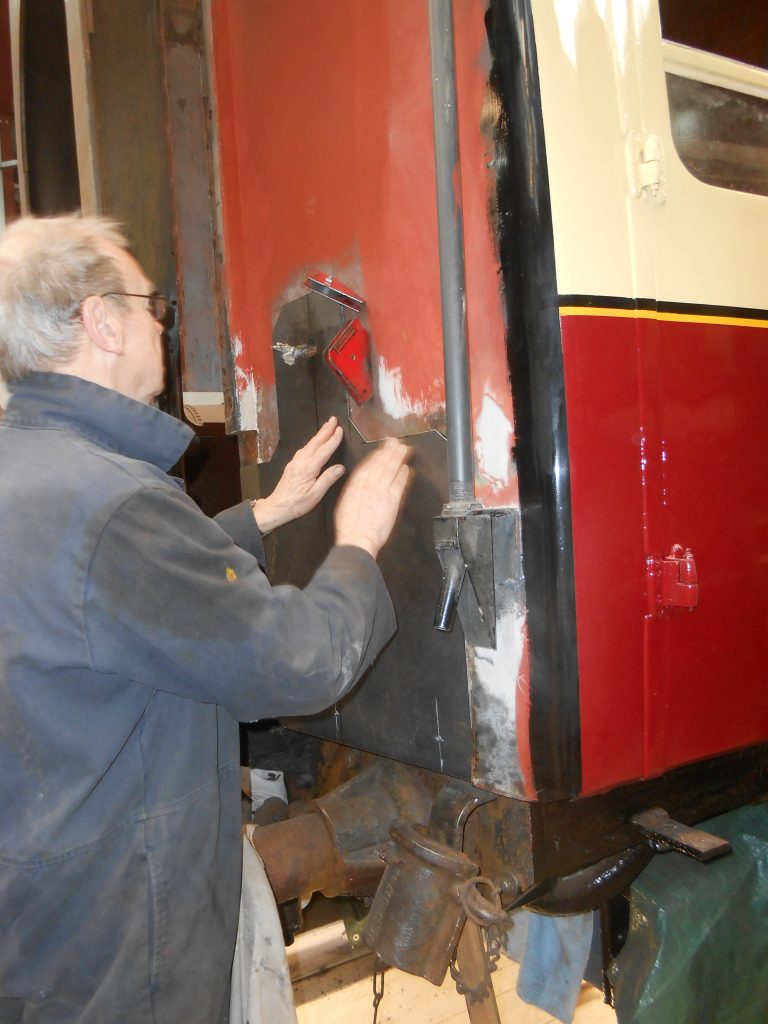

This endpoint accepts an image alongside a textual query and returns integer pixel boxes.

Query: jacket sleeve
[83,485,396,721]
[213,501,266,569]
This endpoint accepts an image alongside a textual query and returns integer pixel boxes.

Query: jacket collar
[3,372,194,472]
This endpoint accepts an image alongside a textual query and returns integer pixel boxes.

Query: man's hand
[334,439,412,559]
[251,417,345,532]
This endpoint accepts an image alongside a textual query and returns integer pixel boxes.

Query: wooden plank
[159,0,226,399]
[287,918,369,984]
[292,948,617,1024]
[65,0,102,214]
[7,0,27,213]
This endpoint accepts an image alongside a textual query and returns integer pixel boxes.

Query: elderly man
[0,215,410,1024]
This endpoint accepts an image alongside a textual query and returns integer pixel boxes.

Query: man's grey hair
[0,214,132,380]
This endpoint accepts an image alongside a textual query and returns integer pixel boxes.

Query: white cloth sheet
[229,838,298,1024]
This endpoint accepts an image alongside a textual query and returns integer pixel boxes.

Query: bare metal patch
[466,597,527,797]
[272,342,317,366]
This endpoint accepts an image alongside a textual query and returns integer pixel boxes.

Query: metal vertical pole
[428,0,476,507]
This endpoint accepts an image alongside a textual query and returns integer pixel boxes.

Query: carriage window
[665,73,768,197]
[659,0,768,69]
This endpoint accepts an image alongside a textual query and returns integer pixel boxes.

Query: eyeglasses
[100,292,172,323]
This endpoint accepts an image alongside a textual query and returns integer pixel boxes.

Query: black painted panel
[486,0,581,798]
[262,296,474,781]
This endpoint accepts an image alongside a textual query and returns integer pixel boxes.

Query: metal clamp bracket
[433,507,519,649]
[632,807,731,862]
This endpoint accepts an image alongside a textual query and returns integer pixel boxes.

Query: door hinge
[647,544,699,614]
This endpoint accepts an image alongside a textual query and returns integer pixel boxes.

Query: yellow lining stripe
[559,306,768,329]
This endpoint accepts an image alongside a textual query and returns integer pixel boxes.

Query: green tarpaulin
[611,803,768,1024]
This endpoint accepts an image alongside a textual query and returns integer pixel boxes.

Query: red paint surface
[561,313,647,793]
[648,317,768,772]
[208,0,515,504]
[563,312,768,795]
[207,3,768,796]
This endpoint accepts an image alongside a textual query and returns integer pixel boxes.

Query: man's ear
[81,295,124,355]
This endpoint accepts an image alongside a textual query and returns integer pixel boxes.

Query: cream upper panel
[532,0,646,300]
[532,0,768,310]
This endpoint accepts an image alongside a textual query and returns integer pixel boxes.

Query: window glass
[660,0,768,69]
[666,73,768,197]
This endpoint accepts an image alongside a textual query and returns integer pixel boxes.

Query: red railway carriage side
[208,0,768,802]
[6,0,768,1015]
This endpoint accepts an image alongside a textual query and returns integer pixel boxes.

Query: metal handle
[457,876,507,927]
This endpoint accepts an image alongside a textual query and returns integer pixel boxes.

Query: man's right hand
[334,439,412,559]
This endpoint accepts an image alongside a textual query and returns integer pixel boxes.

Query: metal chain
[449,921,505,1004]
[372,955,386,1024]
[485,922,504,970]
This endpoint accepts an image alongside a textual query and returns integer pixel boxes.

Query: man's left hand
[251,417,345,532]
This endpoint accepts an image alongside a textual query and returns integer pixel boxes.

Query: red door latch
[647,544,699,613]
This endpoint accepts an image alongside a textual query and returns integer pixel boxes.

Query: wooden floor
[290,909,617,1024]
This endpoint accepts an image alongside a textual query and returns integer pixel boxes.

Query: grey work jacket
[0,373,395,1024]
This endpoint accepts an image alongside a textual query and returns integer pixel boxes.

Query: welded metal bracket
[429,780,497,848]
[632,807,732,862]
[433,507,519,649]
